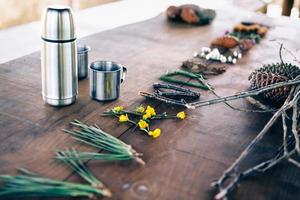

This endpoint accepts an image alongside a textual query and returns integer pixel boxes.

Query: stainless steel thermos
[41,6,78,106]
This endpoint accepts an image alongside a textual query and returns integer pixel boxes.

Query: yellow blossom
[113,106,123,113]
[119,114,129,122]
[148,129,161,138]
[142,112,152,120]
[135,105,145,113]
[146,105,156,116]
[138,120,149,129]
[176,111,186,120]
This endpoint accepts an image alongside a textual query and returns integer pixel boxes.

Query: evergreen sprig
[159,69,210,90]
[0,169,111,199]
[59,120,145,165]
[56,149,109,191]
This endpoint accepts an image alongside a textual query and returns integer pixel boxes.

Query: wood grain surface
[1,5,300,200]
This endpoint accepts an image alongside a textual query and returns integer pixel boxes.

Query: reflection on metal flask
[41,5,78,106]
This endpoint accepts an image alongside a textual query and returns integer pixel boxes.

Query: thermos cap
[41,5,76,41]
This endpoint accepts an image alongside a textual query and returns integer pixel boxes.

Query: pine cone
[255,62,300,79]
[248,72,290,102]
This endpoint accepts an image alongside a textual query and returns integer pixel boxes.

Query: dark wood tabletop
[1,5,300,200]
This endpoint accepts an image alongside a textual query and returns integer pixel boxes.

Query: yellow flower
[148,129,161,138]
[146,105,156,116]
[138,120,149,129]
[113,106,123,113]
[119,114,129,122]
[176,111,186,120]
[142,112,152,120]
[135,105,145,113]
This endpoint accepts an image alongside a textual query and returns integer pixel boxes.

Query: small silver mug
[89,61,127,101]
[77,45,90,80]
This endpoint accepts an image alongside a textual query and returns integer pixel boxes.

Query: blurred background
[0,0,117,30]
[0,0,299,63]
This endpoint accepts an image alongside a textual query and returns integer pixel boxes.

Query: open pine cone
[248,63,300,103]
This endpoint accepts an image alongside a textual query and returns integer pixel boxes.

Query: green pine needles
[159,69,210,90]
[56,149,108,190]
[0,120,144,199]
[0,168,111,199]
[59,120,145,165]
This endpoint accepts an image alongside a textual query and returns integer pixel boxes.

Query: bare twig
[282,113,288,155]
[279,43,284,64]
[188,79,300,109]
[210,90,275,113]
[213,87,300,199]
[291,104,300,154]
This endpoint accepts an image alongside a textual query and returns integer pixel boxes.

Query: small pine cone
[256,62,300,79]
[248,72,291,102]
[211,35,239,49]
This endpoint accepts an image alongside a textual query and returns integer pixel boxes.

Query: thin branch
[288,158,300,167]
[282,113,288,155]
[188,78,300,109]
[210,90,275,113]
[214,133,297,200]
[213,87,300,199]
[279,43,284,64]
[292,104,300,154]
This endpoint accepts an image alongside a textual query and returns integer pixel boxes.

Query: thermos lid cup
[41,5,76,41]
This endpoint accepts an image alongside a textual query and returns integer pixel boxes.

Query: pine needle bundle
[59,120,145,165]
[56,149,111,193]
[0,168,111,199]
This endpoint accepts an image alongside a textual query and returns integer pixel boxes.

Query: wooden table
[1,5,300,200]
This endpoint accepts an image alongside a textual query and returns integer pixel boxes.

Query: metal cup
[77,45,90,80]
[89,61,127,101]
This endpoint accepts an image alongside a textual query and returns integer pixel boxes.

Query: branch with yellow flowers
[102,105,186,139]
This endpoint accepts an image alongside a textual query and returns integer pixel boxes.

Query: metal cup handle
[121,66,127,83]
